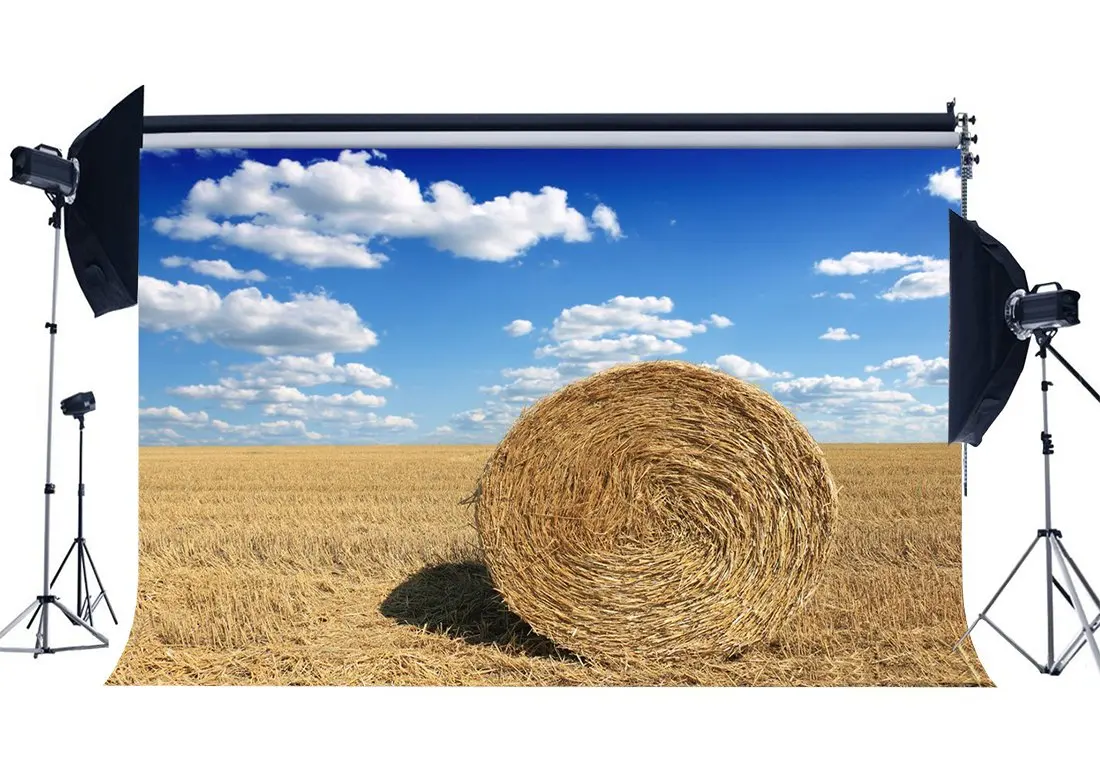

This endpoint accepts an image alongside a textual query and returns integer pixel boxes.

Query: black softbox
[948,210,1031,446]
[64,86,143,317]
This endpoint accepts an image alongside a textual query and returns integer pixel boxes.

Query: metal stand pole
[0,197,108,657]
[954,334,1100,677]
[40,415,117,626]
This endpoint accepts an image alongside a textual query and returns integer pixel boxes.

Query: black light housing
[60,391,96,418]
[1005,284,1081,340]
[947,210,1032,446]
[10,145,79,198]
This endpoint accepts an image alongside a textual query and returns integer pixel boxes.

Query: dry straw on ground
[472,360,839,664]
[111,442,989,686]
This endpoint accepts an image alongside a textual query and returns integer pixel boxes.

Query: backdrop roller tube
[142,130,960,151]
[142,108,960,135]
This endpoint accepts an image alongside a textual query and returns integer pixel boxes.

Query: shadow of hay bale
[380,562,569,660]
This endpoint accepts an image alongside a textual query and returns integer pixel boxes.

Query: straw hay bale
[472,360,838,663]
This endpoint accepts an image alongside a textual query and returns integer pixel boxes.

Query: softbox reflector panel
[948,210,1031,446]
[64,86,144,317]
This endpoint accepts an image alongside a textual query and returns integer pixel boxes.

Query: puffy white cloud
[836,292,856,300]
[168,384,262,409]
[152,151,611,267]
[714,354,792,381]
[591,203,623,239]
[771,376,921,424]
[550,295,707,341]
[814,251,949,302]
[139,406,210,425]
[446,294,724,441]
[261,389,388,419]
[926,166,962,203]
[161,256,267,282]
[815,251,929,276]
[865,355,949,387]
[138,276,379,356]
[820,327,860,341]
[448,402,521,433]
[536,334,687,364]
[879,259,949,301]
[812,292,828,299]
[503,319,534,337]
[211,418,324,441]
[229,353,392,389]
[482,366,566,403]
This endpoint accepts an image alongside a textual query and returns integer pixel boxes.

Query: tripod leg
[25,605,41,630]
[83,546,117,625]
[49,540,77,589]
[954,534,1042,651]
[1051,541,1100,676]
[1052,537,1100,674]
[49,600,107,646]
[0,601,40,641]
[1055,538,1100,609]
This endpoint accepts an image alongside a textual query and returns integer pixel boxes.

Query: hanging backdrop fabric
[117,144,989,686]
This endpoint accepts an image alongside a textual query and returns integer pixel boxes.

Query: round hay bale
[472,360,838,664]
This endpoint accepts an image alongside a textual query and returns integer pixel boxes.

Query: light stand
[954,328,1100,676]
[37,411,117,627]
[0,195,108,657]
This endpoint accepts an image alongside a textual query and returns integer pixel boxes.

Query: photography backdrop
[112,143,987,686]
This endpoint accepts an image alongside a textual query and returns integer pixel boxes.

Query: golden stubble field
[109,443,991,686]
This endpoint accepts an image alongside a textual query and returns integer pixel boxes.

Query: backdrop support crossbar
[955,334,1100,676]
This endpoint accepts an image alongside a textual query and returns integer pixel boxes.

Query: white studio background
[1,0,1097,756]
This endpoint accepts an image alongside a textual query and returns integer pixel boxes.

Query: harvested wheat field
[109,443,992,686]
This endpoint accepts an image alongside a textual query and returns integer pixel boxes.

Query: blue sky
[137,146,961,445]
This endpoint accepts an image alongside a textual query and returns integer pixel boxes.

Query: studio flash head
[10,145,79,199]
[60,391,96,418]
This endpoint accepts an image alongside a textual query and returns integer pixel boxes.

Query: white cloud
[230,353,392,389]
[926,166,962,203]
[879,259,949,301]
[591,203,623,240]
[814,251,948,302]
[820,327,860,341]
[161,256,267,282]
[482,366,566,403]
[714,354,792,381]
[537,334,687,365]
[865,355,949,387]
[211,418,324,441]
[139,406,210,425]
[448,402,521,433]
[504,319,534,337]
[550,295,707,341]
[814,251,929,277]
[138,276,379,356]
[445,294,724,441]
[836,292,856,300]
[812,292,828,299]
[152,151,611,268]
[772,375,917,411]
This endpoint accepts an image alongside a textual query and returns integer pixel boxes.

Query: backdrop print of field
[116,147,988,686]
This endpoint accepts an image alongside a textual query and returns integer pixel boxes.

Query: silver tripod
[954,330,1100,676]
[0,196,108,657]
